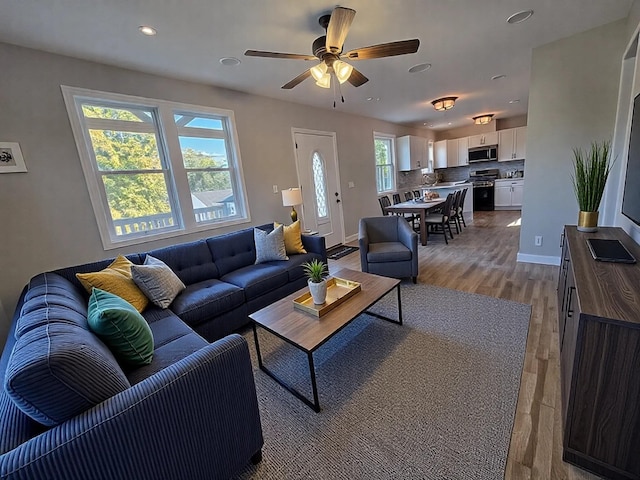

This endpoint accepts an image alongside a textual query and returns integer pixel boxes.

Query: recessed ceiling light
[448,122,452,125]
[429,124,434,127]
[509,99,521,104]
[366,97,380,102]
[491,74,506,81]
[219,57,241,66]
[507,10,534,24]
[138,25,157,36]
[408,63,431,73]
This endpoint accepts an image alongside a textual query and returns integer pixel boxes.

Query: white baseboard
[516,252,561,266]
[344,233,358,244]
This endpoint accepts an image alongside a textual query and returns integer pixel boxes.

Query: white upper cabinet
[434,140,448,169]
[468,132,498,148]
[397,135,427,171]
[498,127,527,161]
[446,138,459,167]
[457,136,469,166]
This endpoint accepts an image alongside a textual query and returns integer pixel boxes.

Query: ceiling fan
[244,7,420,91]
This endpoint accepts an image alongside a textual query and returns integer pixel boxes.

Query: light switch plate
[273,185,278,194]
[348,181,355,188]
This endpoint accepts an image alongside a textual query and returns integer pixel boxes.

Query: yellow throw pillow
[274,221,307,255]
[76,255,149,312]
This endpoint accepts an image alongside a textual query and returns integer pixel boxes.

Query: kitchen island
[421,182,473,221]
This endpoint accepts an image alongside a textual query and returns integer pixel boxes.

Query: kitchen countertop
[420,181,472,189]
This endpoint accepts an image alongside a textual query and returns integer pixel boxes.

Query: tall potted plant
[571,140,614,232]
[302,259,329,305]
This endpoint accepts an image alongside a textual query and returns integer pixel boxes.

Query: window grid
[374,136,395,194]
[62,86,250,249]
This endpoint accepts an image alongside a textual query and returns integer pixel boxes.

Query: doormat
[326,245,359,260]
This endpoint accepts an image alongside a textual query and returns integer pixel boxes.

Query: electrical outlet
[535,235,543,247]
[272,185,278,194]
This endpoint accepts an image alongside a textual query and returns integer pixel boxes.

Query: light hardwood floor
[329,210,600,480]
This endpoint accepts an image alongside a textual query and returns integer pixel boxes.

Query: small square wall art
[0,142,27,173]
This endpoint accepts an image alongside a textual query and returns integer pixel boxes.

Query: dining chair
[378,195,391,216]
[393,193,417,227]
[424,193,455,244]
[458,188,468,227]
[404,191,414,201]
[449,190,462,234]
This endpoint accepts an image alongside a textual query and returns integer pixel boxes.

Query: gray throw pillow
[131,255,186,309]
[254,225,288,264]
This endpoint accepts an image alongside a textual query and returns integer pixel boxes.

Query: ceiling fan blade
[281,69,312,89]
[326,7,356,54]
[343,39,420,60]
[347,67,369,87]
[244,50,316,61]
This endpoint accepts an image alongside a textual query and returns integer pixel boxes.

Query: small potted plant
[302,259,329,305]
[571,140,614,232]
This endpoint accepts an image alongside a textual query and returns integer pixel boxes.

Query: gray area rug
[235,282,531,479]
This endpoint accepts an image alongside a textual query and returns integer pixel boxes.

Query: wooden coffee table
[250,268,402,412]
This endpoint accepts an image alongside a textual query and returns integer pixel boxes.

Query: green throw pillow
[87,288,154,366]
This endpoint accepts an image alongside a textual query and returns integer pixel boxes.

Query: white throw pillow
[131,255,186,309]
[254,225,289,264]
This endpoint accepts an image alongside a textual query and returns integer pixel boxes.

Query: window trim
[61,86,251,250]
[373,132,396,194]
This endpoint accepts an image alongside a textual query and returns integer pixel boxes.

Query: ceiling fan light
[473,114,494,125]
[431,96,457,111]
[310,62,328,82]
[333,60,353,84]
[315,73,331,89]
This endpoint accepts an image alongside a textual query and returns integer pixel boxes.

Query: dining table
[385,198,446,246]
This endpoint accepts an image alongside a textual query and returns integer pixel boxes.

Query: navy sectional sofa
[0,224,326,479]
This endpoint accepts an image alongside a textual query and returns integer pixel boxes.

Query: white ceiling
[0,0,633,130]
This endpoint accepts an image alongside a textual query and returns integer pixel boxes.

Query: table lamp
[282,188,302,222]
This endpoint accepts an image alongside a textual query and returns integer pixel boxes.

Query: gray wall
[0,42,426,345]
[518,19,627,262]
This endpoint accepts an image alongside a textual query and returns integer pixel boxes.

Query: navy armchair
[359,216,419,283]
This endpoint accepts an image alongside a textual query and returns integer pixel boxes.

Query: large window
[374,134,395,194]
[62,87,250,249]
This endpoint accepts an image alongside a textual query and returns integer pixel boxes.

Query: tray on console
[293,277,362,317]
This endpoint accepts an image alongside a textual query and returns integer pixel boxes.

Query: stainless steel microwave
[469,146,498,163]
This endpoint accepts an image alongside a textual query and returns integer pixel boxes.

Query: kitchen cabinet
[557,226,640,480]
[443,137,469,167]
[446,139,458,167]
[468,132,498,148]
[457,136,469,165]
[434,140,447,169]
[397,135,427,171]
[498,126,527,161]
[494,179,524,208]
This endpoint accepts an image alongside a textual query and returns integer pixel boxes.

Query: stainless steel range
[469,168,500,211]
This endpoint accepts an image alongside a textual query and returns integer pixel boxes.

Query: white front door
[293,130,344,248]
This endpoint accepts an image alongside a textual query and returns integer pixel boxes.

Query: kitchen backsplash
[397,169,423,190]
[435,159,525,182]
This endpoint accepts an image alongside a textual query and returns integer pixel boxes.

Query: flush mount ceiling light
[408,63,431,73]
[138,25,157,36]
[219,57,241,66]
[473,114,494,125]
[507,10,534,24]
[431,96,457,111]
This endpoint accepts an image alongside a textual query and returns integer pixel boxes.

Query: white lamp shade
[310,62,328,82]
[315,73,331,89]
[282,188,302,206]
[333,60,353,84]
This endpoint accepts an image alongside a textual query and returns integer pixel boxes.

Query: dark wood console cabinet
[558,226,640,479]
